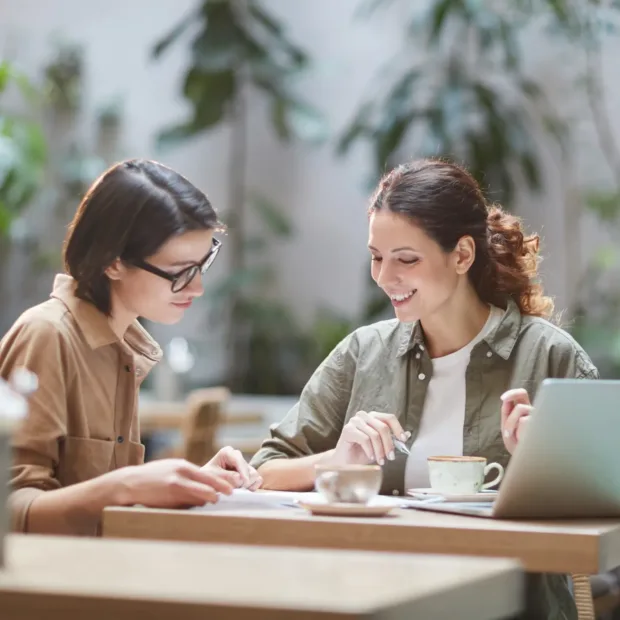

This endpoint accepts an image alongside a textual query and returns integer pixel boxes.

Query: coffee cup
[314,464,382,504]
[427,456,504,495]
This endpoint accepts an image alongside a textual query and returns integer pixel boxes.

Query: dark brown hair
[369,159,554,319]
[63,159,222,315]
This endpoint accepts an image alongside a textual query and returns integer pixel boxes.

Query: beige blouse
[0,274,162,532]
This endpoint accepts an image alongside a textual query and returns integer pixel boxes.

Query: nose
[186,271,205,298]
[375,260,400,289]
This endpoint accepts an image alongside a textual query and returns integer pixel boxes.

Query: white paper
[192,488,410,512]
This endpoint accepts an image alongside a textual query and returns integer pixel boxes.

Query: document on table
[192,489,411,512]
[191,489,307,512]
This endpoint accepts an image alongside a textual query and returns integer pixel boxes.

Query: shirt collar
[50,274,162,361]
[396,297,522,360]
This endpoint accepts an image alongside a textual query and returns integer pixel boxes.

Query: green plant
[0,61,47,236]
[339,0,566,203]
[153,0,327,393]
[536,0,620,377]
[43,40,83,112]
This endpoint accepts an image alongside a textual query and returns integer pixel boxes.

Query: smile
[389,290,416,302]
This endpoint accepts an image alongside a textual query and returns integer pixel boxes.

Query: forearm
[24,467,132,536]
[257,450,336,491]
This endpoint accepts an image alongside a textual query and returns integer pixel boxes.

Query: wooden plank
[0,534,523,620]
[102,504,620,575]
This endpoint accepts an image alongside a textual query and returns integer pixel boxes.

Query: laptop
[411,379,620,519]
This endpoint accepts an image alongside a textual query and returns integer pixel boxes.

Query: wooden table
[0,534,523,620]
[103,504,620,575]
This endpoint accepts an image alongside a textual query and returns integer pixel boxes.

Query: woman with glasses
[0,159,261,536]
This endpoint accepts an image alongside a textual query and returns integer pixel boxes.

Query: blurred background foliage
[1,0,619,392]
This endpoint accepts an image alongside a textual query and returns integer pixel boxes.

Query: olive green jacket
[251,299,599,619]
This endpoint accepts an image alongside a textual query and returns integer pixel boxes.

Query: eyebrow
[368,245,418,253]
[167,247,214,268]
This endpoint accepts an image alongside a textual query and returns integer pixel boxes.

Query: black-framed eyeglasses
[130,238,221,293]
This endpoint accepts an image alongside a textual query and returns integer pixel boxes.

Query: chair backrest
[181,387,230,465]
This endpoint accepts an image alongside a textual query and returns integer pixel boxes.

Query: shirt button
[486,351,493,358]
[135,368,143,377]
[117,436,124,444]
[151,348,159,356]
[124,365,132,372]
[419,345,425,351]
[418,373,426,380]
[415,353,421,359]
[392,489,400,496]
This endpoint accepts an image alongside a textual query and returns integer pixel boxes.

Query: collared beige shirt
[250,299,598,620]
[0,274,162,533]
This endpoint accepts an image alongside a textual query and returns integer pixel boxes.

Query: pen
[392,435,410,455]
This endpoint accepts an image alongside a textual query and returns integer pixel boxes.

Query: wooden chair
[181,387,230,465]
[572,574,595,620]
[155,387,230,465]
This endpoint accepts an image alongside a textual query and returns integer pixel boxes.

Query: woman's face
[107,229,215,325]
[368,210,473,323]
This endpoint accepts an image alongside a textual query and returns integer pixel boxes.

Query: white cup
[427,456,504,495]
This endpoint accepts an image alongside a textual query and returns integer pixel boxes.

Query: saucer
[296,500,394,517]
[407,488,498,503]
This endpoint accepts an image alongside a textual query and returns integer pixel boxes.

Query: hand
[113,459,238,508]
[500,388,532,454]
[203,446,262,491]
[332,411,410,466]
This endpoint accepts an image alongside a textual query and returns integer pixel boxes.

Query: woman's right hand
[331,411,410,466]
[112,458,239,508]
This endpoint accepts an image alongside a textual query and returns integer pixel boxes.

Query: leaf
[156,69,235,149]
[250,194,293,238]
[155,122,203,151]
[585,190,620,222]
[0,200,11,236]
[375,115,413,169]
[385,69,420,117]
[0,62,9,94]
[248,2,283,36]
[337,103,372,155]
[519,152,540,189]
[429,0,466,44]
[243,235,267,253]
[271,97,289,140]
[246,3,309,72]
[270,97,328,144]
[152,10,197,58]
[593,246,618,271]
[542,114,568,150]
[519,77,544,100]
[191,2,250,71]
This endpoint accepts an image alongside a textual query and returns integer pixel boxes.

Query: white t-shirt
[404,305,504,491]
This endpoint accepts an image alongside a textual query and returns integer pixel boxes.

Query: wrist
[91,466,136,507]
[317,449,339,467]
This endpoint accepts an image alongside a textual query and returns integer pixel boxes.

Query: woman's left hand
[202,446,263,491]
[500,388,533,454]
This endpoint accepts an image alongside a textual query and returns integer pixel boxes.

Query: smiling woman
[0,159,261,537]
[250,158,597,619]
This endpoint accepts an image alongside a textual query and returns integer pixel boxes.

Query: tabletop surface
[103,499,620,574]
[0,534,523,619]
